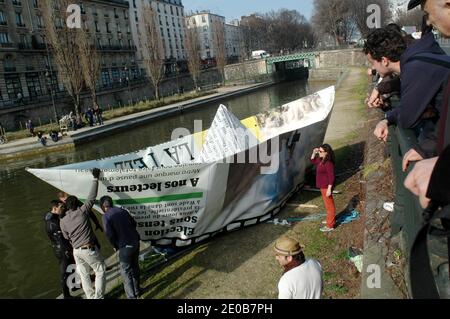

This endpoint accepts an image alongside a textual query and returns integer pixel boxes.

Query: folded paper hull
[27,86,335,246]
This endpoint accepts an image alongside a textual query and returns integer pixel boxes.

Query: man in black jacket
[44,200,75,299]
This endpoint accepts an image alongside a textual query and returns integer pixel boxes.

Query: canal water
[0,80,333,298]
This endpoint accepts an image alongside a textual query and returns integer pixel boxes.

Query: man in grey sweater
[60,168,106,299]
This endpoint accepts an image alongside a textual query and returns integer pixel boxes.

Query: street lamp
[45,69,57,123]
[43,35,58,122]
[124,66,131,104]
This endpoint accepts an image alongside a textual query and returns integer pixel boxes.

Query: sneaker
[320,226,334,232]
[321,220,327,225]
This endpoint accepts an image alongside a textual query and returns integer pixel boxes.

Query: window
[15,12,25,27]
[112,68,120,82]
[20,34,28,46]
[0,11,6,25]
[5,74,22,100]
[26,73,42,99]
[101,70,111,87]
[4,55,15,71]
[135,11,138,22]
[202,15,206,23]
[32,0,38,8]
[37,15,43,28]
[106,22,110,33]
[0,32,11,44]
[131,67,138,79]
[95,21,99,32]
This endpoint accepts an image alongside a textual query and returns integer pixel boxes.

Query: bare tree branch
[184,23,202,90]
[141,4,164,100]
[78,29,101,110]
[42,0,84,124]
[212,20,226,84]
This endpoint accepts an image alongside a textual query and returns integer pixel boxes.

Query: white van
[251,50,270,59]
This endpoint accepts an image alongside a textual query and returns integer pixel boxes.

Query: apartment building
[185,11,241,65]
[129,0,186,75]
[0,0,139,108]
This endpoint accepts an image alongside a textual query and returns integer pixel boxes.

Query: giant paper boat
[27,86,335,247]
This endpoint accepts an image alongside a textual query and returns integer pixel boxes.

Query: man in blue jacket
[364,26,450,162]
[100,196,141,299]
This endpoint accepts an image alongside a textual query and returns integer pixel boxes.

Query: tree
[266,9,314,53]
[184,22,202,90]
[240,14,270,57]
[312,0,356,46]
[212,20,227,84]
[395,8,424,30]
[141,4,164,100]
[347,0,391,38]
[78,29,101,111]
[42,0,84,124]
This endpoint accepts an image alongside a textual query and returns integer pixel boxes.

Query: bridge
[266,52,317,74]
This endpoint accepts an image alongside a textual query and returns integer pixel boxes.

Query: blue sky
[182,0,315,22]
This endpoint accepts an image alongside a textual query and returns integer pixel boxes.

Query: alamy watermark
[367,4,382,29]
[66,4,82,29]
[170,120,281,175]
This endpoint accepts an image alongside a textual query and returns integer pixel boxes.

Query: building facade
[129,0,186,76]
[0,0,141,110]
[186,11,241,65]
[225,22,241,63]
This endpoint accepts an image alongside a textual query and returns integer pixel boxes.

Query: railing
[0,78,148,110]
[96,45,137,51]
[388,100,448,298]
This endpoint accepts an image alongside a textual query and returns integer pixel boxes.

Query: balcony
[12,0,21,6]
[1,42,14,48]
[4,66,17,72]
[96,45,136,51]
[0,21,7,26]
[16,23,26,28]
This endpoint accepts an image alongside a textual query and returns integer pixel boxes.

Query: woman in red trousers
[310,144,336,232]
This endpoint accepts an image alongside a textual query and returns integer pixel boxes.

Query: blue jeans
[119,244,141,299]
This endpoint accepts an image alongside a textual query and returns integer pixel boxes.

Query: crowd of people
[364,0,450,214]
[45,169,142,299]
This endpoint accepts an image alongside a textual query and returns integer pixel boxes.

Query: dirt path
[135,68,369,299]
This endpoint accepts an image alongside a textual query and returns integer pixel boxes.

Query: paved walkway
[0,83,272,159]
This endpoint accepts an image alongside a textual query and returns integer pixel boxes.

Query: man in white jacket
[274,236,323,299]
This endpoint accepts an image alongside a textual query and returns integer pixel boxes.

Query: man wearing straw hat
[274,236,323,299]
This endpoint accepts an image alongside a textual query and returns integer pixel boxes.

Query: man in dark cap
[408,0,450,37]
[274,236,322,299]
